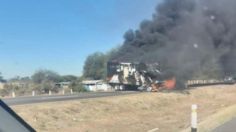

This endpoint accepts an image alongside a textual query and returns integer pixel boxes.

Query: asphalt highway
[2,91,138,106]
[213,118,236,132]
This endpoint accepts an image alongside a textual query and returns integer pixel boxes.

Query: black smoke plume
[111,0,236,81]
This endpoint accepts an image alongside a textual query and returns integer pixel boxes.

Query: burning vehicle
[109,0,236,89]
[107,61,176,91]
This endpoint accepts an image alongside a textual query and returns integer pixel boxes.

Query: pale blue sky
[0,0,161,79]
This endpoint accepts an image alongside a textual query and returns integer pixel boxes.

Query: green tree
[31,70,62,93]
[83,52,107,80]
[70,82,87,92]
[83,46,120,80]
[32,70,62,84]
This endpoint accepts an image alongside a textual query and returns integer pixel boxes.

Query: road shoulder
[182,104,236,132]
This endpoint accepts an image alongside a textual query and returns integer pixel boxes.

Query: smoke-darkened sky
[0,0,161,78]
[112,0,236,79]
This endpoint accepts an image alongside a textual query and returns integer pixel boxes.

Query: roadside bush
[70,81,87,92]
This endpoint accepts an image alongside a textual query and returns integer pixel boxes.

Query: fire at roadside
[107,61,235,92]
[108,0,236,90]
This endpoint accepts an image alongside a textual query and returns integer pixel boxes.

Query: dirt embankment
[12,85,236,132]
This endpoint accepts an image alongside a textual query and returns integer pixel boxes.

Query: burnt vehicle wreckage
[107,61,235,92]
[106,0,236,91]
[107,61,177,92]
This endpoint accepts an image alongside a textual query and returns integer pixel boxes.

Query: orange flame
[163,77,176,90]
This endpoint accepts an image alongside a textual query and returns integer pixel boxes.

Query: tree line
[0,46,119,97]
[82,46,120,80]
[0,70,86,97]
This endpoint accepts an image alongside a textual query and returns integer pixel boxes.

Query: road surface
[2,91,138,106]
[213,118,236,132]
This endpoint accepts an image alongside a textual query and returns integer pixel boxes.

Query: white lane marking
[148,128,159,132]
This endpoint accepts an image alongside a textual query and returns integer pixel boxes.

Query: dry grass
[12,85,236,132]
[197,104,236,132]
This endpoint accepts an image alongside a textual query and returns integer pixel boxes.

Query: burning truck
[107,61,176,91]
